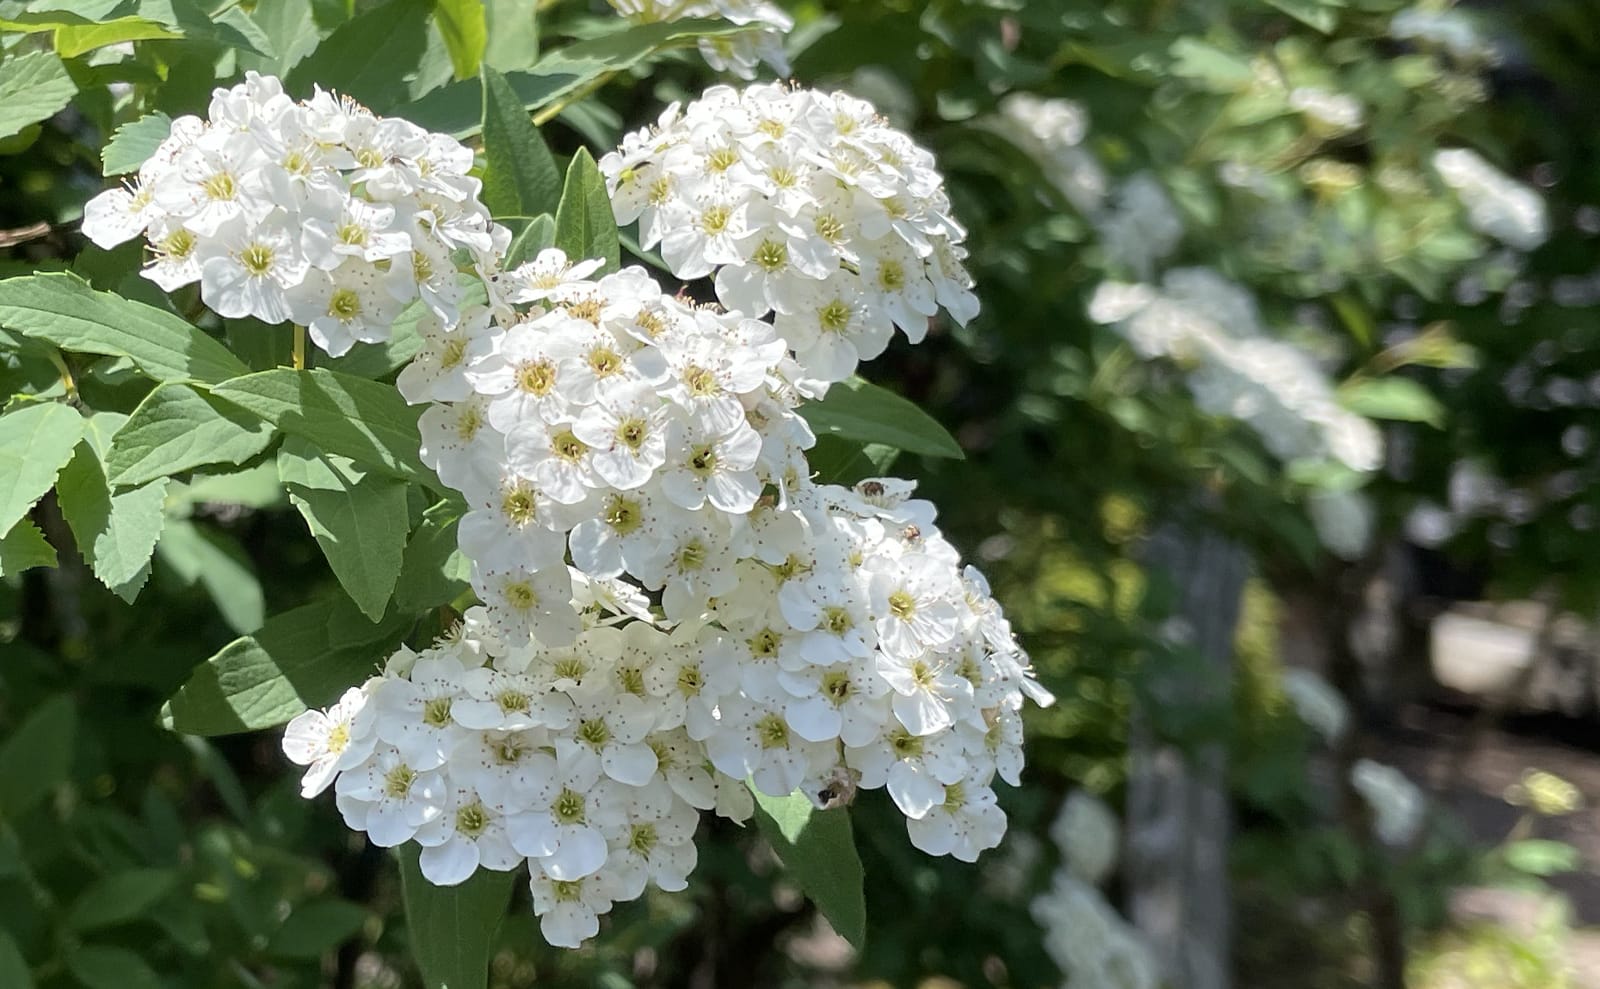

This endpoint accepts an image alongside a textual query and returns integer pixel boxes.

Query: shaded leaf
[0,518,56,576]
[285,0,432,112]
[65,868,178,933]
[1339,377,1445,427]
[504,214,556,269]
[266,899,370,960]
[156,518,264,634]
[800,378,964,460]
[67,946,163,989]
[553,148,619,274]
[56,414,168,601]
[106,383,274,487]
[398,844,514,989]
[0,695,76,819]
[750,788,867,948]
[480,64,561,219]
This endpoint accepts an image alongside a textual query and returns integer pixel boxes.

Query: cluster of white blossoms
[1032,792,1158,989]
[1088,267,1383,475]
[284,246,1051,945]
[1433,148,1550,252]
[605,0,792,80]
[599,83,979,390]
[81,72,504,357]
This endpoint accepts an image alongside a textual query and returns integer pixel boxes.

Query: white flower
[282,686,376,797]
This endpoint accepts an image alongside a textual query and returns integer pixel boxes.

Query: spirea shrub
[99,72,1051,950]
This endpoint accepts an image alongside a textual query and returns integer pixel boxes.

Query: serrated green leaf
[402,17,752,137]
[504,214,556,269]
[0,518,56,576]
[161,596,400,736]
[0,929,31,989]
[398,844,514,989]
[0,694,76,819]
[106,383,274,487]
[67,946,163,989]
[266,899,370,960]
[554,148,619,274]
[750,788,866,948]
[156,517,264,634]
[54,18,180,58]
[0,401,84,539]
[0,273,247,384]
[435,0,487,80]
[56,414,168,602]
[0,51,76,141]
[65,868,178,933]
[800,378,964,460]
[211,368,432,483]
[278,438,410,622]
[101,111,172,176]
[480,64,561,219]
[1338,377,1444,427]
[286,0,432,112]
[245,0,321,76]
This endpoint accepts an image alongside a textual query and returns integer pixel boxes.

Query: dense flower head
[81,71,505,357]
[286,250,1051,945]
[1088,267,1383,475]
[606,0,792,80]
[599,83,978,390]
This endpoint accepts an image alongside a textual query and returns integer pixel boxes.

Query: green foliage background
[1,0,1597,987]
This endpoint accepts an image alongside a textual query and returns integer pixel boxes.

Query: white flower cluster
[1088,267,1383,475]
[285,251,1050,946]
[81,72,504,358]
[600,83,979,390]
[1032,792,1158,989]
[1287,87,1365,134]
[606,0,792,80]
[1280,667,1349,744]
[1433,148,1549,252]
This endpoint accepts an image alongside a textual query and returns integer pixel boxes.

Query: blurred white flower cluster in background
[606,0,792,80]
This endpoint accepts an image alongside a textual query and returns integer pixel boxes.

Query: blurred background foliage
[3,0,1600,986]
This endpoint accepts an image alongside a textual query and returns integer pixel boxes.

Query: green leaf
[286,0,432,112]
[211,368,432,483]
[54,18,180,58]
[480,64,561,219]
[1168,37,1254,92]
[750,788,866,948]
[0,51,77,141]
[0,401,85,539]
[56,414,168,602]
[266,899,370,960]
[1265,0,1340,32]
[554,148,619,274]
[0,929,32,989]
[800,378,964,460]
[1503,839,1581,876]
[101,111,172,176]
[503,214,556,269]
[0,695,76,819]
[65,868,178,933]
[106,383,274,487]
[806,435,901,486]
[0,273,248,384]
[402,17,751,137]
[398,844,514,989]
[278,438,410,622]
[482,0,538,72]
[67,946,163,989]
[1338,377,1445,427]
[395,499,469,612]
[435,0,487,80]
[0,519,56,576]
[246,0,322,76]
[160,596,401,736]
[156,518,264,634]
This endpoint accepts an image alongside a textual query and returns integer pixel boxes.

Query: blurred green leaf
[66,868,178,933]
[1503,839,1581,876]
[395,500,469,612]
[0,273,248,384]
[750,788,866,948]
[278,438,410,622]
[285,0,432,111]
[398,844,514,989]
[0,929,31,989]
[435,0,487,80]
[156,517,264,634]
[266,899,370,959]
[0,695,76,819]
[800,378,964,460]
[67,946,163,989]
[554,148,620,274]
[1339,377,1445,427]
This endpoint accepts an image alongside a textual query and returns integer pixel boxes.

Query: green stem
[292,324,307,371]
